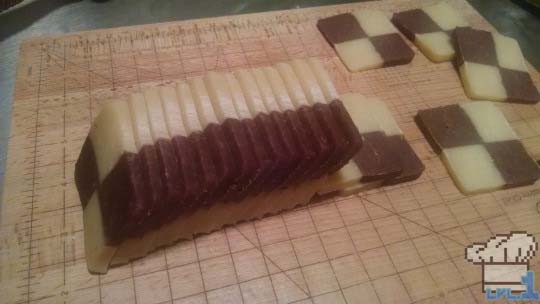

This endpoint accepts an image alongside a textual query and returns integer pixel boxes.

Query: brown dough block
[270,110,314,186]
[240,118,276,194]
[415,104,481,153]
[188,132,220,205]
[221,118,260,200]
[311,104,349,174]
[370,33,414,67]
[353,132,402,182]
[202,124,237,203]
[485,140,540,188]
[137,144,166,231]
[99,153,148,245]
[75,137,99,207]
[290,108,332,179]
[171,135,204,209]
[383,135,425,185]
[282,110,320,182]
[317,13,367,46]
[154,139,185,223]
[254,113,295,190]
[327,99,363,173]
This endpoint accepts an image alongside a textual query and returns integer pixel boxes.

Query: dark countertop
[0,0,539,200]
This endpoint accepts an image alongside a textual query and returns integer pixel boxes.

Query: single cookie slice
[319,93,424,196]
[416,101,540,194]
[391,2,468,62]
[453,27,540,104]
[317,9,414,71]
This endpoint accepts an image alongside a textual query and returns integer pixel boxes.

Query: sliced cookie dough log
[317,10,414,71]
[235,68,297,189]
[263,65,331,180]
[453,27,540,104]
[288,59,362,173]
[79,101,142,273]
[189,77,237,203]
[391,2,468,62]
[251,67,316,184]
[204,72,260,200]
[176,81,220,205]
[416,101,540,194]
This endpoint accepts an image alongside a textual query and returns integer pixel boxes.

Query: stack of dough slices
[75,58,421,274]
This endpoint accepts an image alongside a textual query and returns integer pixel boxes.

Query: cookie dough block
[321,93,424,195]
[317,9,414,71]
[416,101,540,194]
[453,27,540,104]
[391,2,468,62]
[79,58,438,274]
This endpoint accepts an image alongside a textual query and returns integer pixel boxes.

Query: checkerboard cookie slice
[320,93,425,196]
[453,27,540,104]
[317,9,414,71]
[416,101,540,194]
[391,2,468,62]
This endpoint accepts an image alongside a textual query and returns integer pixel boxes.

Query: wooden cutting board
[2,0,540,303]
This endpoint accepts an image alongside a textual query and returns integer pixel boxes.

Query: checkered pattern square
[416,101,540,194]
[321,94,425,195]
[453,27,540,104]
[391,2,468,62]
[318,9,414,72]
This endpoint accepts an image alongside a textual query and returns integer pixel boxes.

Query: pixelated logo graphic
[465,231,539,301]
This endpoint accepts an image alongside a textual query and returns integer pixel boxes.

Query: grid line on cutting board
[2,0,540,303]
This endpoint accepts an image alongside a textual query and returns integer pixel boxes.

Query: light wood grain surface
[2,0,540,303]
